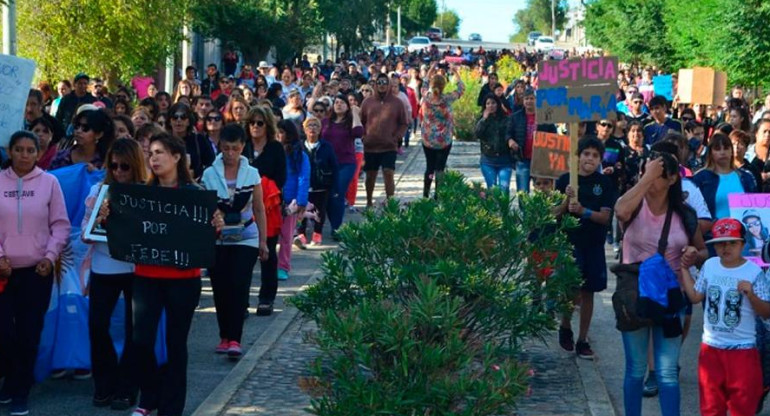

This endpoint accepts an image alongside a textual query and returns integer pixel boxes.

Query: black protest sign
[106,183,218,268]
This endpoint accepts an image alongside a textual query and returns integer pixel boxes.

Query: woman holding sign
[0,131,71,416]
[82,138,147,409]
[98,133,224,416]
[201,124,268,358]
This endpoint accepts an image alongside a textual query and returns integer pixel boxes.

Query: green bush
[496,55,525,86]
[292,172,581,416]
[448,68,483,141]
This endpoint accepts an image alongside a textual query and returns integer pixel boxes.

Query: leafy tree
[18,0,188,86]
[393,0,438,38]
[710,0,770,88]
[318,0,389,56]
[435,9,461,39]
[510,0,568,42]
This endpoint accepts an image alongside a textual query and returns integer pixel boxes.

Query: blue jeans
[621,325,682,416]
[327,163,357,232]
[515,160,531,194]
[480,163,513,195]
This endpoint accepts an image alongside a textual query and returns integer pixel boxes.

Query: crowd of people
[0,40,769,416]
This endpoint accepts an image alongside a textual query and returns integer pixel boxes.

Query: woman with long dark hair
[0,131,71,416]
[167,102,215,179]
[49,109,115,171]
[82,139,147,410]
[97,133,223,416]
[242,106,286,316]
[276,120,309,280]
[475,94,513,194]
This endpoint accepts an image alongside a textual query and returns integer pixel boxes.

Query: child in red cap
[680,218,770,416]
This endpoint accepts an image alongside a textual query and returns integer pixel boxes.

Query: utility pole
[551,0,556,37]
[2,0,17,56]
[385,3,391,45]
[397,5,401,45]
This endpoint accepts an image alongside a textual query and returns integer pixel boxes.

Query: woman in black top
[242,106,286,314]
[168,102,215,179]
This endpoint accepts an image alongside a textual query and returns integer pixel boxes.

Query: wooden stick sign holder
[569,123,579,199]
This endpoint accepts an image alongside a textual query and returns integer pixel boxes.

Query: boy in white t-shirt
[680,218,770,416]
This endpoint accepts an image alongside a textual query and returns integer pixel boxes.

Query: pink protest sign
[728,193,770,266]
[537,57,619,89]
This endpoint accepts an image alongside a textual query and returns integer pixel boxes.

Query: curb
[190,269,324,416]
[576,358,617,416]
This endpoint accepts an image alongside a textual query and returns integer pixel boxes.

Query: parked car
[378,44,406,56]
[527,31,542,46]
[534,36,555,51]
[426,27,443,42]
[468,33,482,42]
[408,36,432,53]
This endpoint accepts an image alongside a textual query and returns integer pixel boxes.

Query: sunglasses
[682,117,694,122]
[362,89,373,93]
[598,121,613,128]
[206,116,222,122]
[171,113,188,120]
[110,162,131,172]
[312,108,325,113]
[75,123,92,132]
[632,100,643,104]
[376,79,389,85]
[250,120,266,127]
[747,220,761,227]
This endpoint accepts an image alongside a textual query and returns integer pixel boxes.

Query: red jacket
[406,87,419,119]
[262,177,283,238]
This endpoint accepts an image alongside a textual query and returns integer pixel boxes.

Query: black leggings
[300,190,330,235]
[132,276,201,416]
[257,235,279,304]
[0,267,53,399]
[89,271,137,399]
[422,144,452,197]
[209,245,258,342]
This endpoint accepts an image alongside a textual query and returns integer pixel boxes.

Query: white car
[534,36,555,51]
[407,36,431,53]
[468,33,482,42]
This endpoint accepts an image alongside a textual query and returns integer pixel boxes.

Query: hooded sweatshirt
[0,166,71,268]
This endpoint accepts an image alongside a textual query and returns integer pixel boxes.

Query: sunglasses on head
[206,116,222,122]
[250,120,265,127]
[110,162,130,172]
[171,113,188,120]
[75,123,92,132]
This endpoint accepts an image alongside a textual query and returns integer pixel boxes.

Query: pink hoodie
[0,166,71,268]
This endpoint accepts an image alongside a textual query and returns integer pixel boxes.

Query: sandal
[256,303,273,316]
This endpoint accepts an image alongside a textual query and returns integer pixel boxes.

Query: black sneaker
[558,327,575,352]
[575,340,594,360]
[643,371,659,397]
[92,393,113,407]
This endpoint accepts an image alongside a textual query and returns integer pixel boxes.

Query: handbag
[611,207,684,333]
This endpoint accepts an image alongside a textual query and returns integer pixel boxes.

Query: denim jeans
[328,163,357,232]
[622,325,682,416]
[515,160,531,194]
[480,163,513,195]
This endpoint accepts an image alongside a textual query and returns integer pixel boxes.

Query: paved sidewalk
[213,142,613,416]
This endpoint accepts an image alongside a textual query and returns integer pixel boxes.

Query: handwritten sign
[728,193,770,266]
[0,55,35,147]
[536,56,618,124]
[531,132,570,179]
[105,184,218,268]
[653,75,673,101]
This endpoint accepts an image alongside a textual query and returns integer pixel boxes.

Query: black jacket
[506,109,557,162]
[54,92,96,130]
[183,133,216,180]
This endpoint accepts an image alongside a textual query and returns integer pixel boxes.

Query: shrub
[496,55,525,87]
[292,172,581,416]
[448,68,483,141]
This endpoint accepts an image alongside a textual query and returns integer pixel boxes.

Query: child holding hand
[680,218,770,416]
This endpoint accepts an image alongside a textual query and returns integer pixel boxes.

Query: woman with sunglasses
[203,110,224,154]
[320,94,362,237]
[276,120,309,280]
[202,124,268,357]
[242,106,285,315]
[50,109,115,171]
[692,132,758,221]
[615,141,707,416]
[0,131,71,416]
[167,102,215,179]
[96,133,224,416]
[82,139,147,410]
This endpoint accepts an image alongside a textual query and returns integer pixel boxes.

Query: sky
[444,0,579,43]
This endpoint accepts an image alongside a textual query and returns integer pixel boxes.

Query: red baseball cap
[706,218,746,244]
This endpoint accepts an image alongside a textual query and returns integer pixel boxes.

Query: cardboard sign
[677,67,727,105]
[536,56,618,124]
[535,85,618,124]
[653,75,673,101]
[728,193,770,267]
[0,55,35,147]
[105,184,218,268]
[531,132,570,179]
